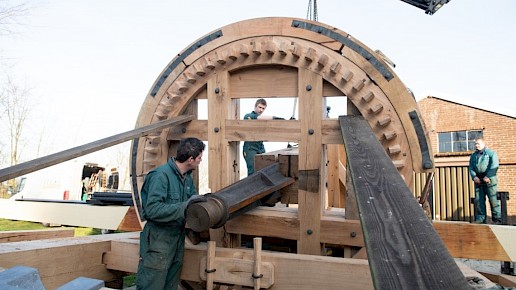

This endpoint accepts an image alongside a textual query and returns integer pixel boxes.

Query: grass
[0,218,136,288]
[0,218,101,236]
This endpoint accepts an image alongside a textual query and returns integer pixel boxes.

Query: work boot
[473,219,485,224]
[492,219,503,225]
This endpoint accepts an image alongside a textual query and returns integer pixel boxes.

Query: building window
[438,130,483,153]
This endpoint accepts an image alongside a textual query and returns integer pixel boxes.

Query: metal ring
[205,268,216,274]
[252,273,263,279]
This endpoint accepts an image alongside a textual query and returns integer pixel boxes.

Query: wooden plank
[0,115,194,182]
[434,221,515,261]
[297,69,323,255]
[225,208,516,262]
[229,65,341,98]
[169,119,343,144]
[0,229,74,243]
[339,115,470,290]
[102,233,495,290]
[104,236,373,290]
[225,207,364,247]
[327,144,340,208]
[0,235,118,289]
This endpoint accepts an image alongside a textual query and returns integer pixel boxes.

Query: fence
[412,166,475,222]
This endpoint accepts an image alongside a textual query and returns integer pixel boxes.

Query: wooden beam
[0,229,74,243]
[225,207,364,247]
[0,115,195,182]
[103,237,375,290]
[339,115,470,289]
[0,232,139,289]
[297,69,323,255]
[168,119,344,144]
[229,66,342,99]
[434,221,516,261]
[226,208,516,261]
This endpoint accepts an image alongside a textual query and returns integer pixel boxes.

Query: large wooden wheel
[130,18,433,246]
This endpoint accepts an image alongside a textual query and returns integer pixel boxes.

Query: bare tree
[0,1,30,36]
[0,75,31,167]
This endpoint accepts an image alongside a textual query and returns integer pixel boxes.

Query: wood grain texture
[339,115,470,290]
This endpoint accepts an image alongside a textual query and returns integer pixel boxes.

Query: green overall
[469,148,501,223]
[243,111,265,176]
[136,158,197,290]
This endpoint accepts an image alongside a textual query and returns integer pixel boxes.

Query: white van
[10,159,106,201]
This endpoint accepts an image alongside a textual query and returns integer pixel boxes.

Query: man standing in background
[469,137,501,224]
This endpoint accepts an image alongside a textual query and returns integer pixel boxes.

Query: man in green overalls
[242,98,285,176]
[468,137,501,224]
[136,138,206,290]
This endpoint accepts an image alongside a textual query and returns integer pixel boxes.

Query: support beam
[297,68,323,255]
[0,229,75,243]
[0,115,194,182]
[339,115,470,289]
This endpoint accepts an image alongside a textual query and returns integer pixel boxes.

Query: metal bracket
[408,110,433,170]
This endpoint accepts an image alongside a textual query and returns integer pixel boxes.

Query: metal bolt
[350,231,357,238]
[306,229,313,235]
[181,127,186,133]
[308,129,314,135]
[306,85,312,91]
[214,127,219,133]
[215,87,220,94]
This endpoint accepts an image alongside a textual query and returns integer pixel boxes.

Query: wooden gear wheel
[130,17,433,231]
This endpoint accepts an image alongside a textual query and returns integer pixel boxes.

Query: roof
[418,95,516,119]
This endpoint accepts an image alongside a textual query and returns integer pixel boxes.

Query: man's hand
[186,194,207,207]
[473,176,481,184]
[483,177,491,184]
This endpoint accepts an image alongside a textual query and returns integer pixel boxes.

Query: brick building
[418,96,516,225]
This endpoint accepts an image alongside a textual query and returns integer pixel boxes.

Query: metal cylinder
[185,163,294,232]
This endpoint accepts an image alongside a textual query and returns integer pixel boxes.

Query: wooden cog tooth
[265,41,276,55]
[215,51,227,64]
[393,159,405,169]
[153,110,168,120]
[352,79,365,91]
[176,81,189,93]
[377,117,392,127]
[318,54,329,67]
[278,42,288,55]
[361,92,375,103]
[201,57,215,70]
[341,70,353,82]
[193,63,206,76]
[239,44,249,57]
[183,72,196,84]
[369,103,384,114]
[388,145,402,155]
[252,41,261,55]
[227,48,238,60]
[383,130,397,141]
[305,47,316,62]
[291,43,302,58]
[144,146,159,154]
[330,61,341,74]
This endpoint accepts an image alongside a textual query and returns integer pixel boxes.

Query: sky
[1,0,515,178]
